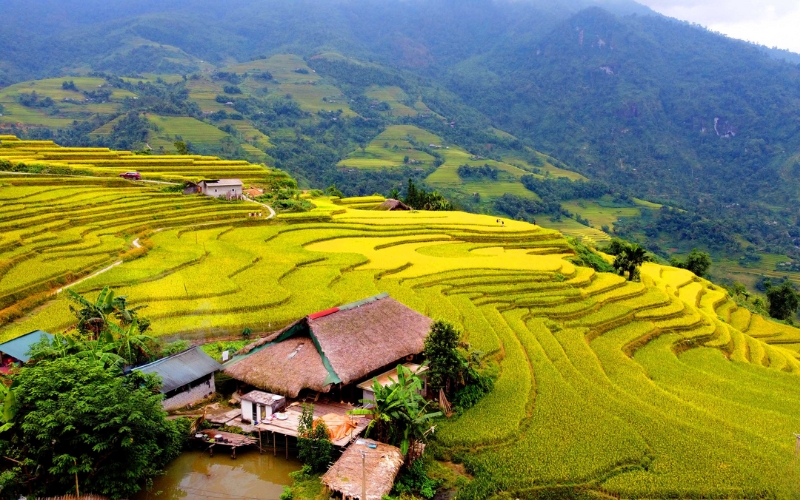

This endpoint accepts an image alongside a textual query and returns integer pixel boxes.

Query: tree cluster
[670,249,712,278]
[404,178,452,211]
[457,163,499,180]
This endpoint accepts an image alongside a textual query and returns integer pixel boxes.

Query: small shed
[240,390,286,424]
[134,347,221,411]
[183,181,200,195]
[0,330,53,372]
[356,363,428,402]
[321,439,404,500]
[199,179,243,199]
[375,199,411,211]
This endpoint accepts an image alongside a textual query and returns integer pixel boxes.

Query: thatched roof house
[321,439,404,500]
[375,198,411,211]
[223,293,432,397]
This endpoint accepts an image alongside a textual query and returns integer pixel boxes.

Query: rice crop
[2,178,800,498]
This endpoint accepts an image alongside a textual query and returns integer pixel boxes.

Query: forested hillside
[2,0,800,292]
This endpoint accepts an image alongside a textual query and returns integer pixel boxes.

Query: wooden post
[361,450,366,500]
[74,458,79,497]
[258,429,262,454]
[273,431,276,457]
[285,434,288,459]
[209,444,214,457]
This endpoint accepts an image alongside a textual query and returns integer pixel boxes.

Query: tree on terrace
[613,243,651,281]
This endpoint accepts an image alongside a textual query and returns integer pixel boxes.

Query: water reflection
[134,449,302,500]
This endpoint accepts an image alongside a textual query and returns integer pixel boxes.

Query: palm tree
[613,243,650,281]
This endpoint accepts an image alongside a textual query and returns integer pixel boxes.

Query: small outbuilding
[240,390,286,424]
[321,439,404,500]
[134,347,221,411]
[375,198,411,211]
[199,179,243,199]
[224,293,432,398]
[0,330,53,373]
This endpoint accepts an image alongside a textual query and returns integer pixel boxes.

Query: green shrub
[394,459,441,499]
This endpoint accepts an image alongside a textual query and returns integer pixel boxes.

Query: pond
[133,449,302,500]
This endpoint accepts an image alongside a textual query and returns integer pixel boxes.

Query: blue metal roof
[134,347,221,393]
[0,330,53,363]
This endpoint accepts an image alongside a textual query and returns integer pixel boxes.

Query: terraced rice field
[0,135,287,185]
[3,183,800,497]
[364,85,432,117]
[0,77,136,127]
[224,54,356,116]
[0,173,262,326]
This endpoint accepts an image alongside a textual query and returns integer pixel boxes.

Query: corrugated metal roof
[0,330,53,362]
[134,347,221,393]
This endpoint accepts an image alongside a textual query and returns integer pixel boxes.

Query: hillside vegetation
[1,154,800,496]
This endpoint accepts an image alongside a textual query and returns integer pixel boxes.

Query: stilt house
[223,293,432,398]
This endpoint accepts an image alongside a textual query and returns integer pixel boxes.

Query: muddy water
[133,449,302,500]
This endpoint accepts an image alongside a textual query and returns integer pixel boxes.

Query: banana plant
[107,320,155,365]
[348,364,440,454]
[67,287,117,339]
[73,330,124,370]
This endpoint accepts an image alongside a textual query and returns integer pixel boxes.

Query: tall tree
[423,320,464,395]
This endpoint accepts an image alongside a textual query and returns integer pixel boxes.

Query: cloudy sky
[635,0,800,53]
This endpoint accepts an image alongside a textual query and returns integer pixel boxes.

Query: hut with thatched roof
[375,198,411,211]
[321,439,404,500]
[223,293,432,398]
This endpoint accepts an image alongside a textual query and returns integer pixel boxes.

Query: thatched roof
[224,337,331,397]
[311,297,432,384]
[376,198,411,211]
[223,294,432,397]
[321,439,404,500]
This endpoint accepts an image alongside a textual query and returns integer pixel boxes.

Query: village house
[134,347,221,411]
[223,293,432,400]
[0,329,52,373]
[199,179,243,199]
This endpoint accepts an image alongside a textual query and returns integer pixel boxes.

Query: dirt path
[53,203,273,295]
[243,196,276,218]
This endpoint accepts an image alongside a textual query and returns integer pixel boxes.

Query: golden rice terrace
[1,146,800,496]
